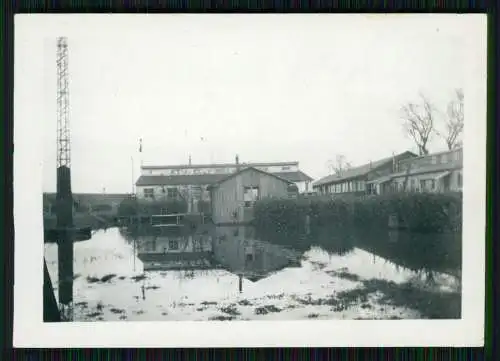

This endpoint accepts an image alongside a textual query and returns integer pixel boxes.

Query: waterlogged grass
[292,277,460,319]
[220,304,241,316]
[254,305,282,315]
[86,274,117,284]
[327,269,361,282]
[361,279,461,319]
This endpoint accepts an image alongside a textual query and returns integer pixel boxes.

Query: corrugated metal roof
[136,170,312,186]
[313,151,416,187]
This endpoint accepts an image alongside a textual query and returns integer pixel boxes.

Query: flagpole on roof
[392,151,396,173]
[139,138,143,167]
[131,155,135,195]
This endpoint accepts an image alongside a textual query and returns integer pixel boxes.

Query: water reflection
[121,224,461,286]
[45,225,462,321]
[212,226,301,282]
[123,225,303,282]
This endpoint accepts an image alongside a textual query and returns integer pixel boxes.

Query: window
[458,172,463,188]
[167,188,178,198]
[168,240,179,250]
[420,180,426,191]
[431,156,437,165]
[144,188,154,198]
[244,186,259,207]
[282,166,291,171]
[441,154,448,163]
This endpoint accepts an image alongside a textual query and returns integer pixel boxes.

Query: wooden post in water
[238,274,243,293]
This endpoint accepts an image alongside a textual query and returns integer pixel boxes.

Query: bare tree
[326,154,352,176]
[401,93,435,155]
[436,88,464,150]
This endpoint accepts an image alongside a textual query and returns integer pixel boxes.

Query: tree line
[326,88,464,174]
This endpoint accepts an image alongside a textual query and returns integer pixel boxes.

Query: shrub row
[253,192,462,234]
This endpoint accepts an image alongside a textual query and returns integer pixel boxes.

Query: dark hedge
[254,192,462,234]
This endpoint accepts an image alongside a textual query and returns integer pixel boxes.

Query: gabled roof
[277,171,314,182]
[313,151,417,187]
[135,170,312,186]
[208,167,293,189]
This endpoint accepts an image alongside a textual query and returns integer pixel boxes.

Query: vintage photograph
[13,14,487,347]
[41,18,467,323]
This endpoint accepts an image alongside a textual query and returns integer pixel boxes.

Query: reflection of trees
[353,228,462,277]
[309,226,355,256]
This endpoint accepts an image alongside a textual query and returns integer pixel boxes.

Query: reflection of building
[383,148,463,194]
[209,167,292,225]
[212,226,301,282]
[135,156,313,212]
[136,234,216,271]
[313,151,417,195]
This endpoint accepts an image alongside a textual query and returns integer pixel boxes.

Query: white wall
[141,163,299,176]
[294,180,311,193]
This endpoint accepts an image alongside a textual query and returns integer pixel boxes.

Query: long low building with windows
[313,148,463,196]
[312,151,417,195]
[378,147,463,194]
[135,156,313,213]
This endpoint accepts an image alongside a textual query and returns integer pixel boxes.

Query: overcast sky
[36,15,470,193]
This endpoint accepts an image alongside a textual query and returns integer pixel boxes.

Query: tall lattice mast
[55,36,74,320]
[57,37,70,168]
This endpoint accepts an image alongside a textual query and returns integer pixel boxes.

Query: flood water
[44,225,462,321]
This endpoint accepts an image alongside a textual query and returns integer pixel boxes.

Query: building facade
[135,157,313,213]
[209,167,292,225]
[312,151,417,195]
[380,147,463,194]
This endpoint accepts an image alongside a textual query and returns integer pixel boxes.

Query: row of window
[143,187,179,198]
[143,186,212,199]
[324,180,366,194]
[318,171,462,195]
[147,165,294,176]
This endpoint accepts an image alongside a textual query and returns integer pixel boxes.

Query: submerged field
[44,228,460,321]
